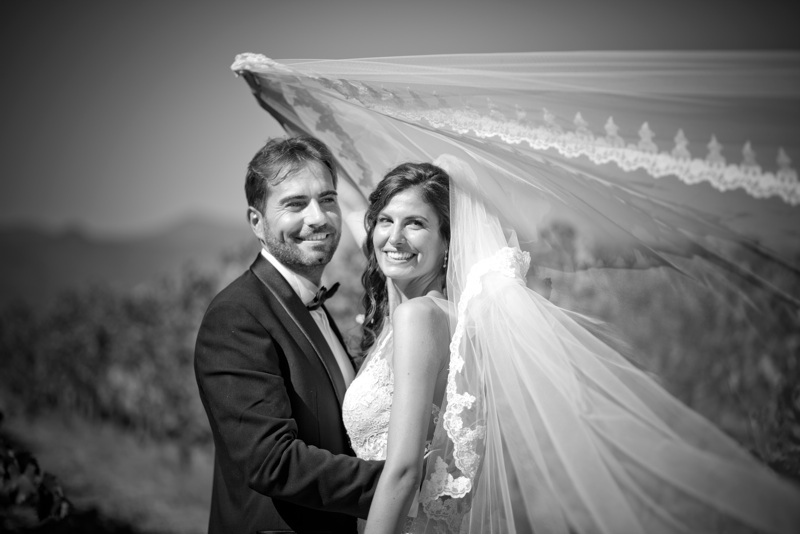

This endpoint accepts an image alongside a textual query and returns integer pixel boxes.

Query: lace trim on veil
[231,52,799,206]
[419,247,531,508]
[369,106,800,206]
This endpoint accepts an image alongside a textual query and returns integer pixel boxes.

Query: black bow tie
[306,282,340,311]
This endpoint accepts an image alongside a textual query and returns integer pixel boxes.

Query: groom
[194,135,383,533]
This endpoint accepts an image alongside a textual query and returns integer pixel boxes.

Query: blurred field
[0,231,366,532]
[1,224,799,532]
[2,412,212,534]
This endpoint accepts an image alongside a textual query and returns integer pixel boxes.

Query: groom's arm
[195,297,383,518]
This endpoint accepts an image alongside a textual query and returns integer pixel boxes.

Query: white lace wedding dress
[342,321,443,533]
[342,324,400,462]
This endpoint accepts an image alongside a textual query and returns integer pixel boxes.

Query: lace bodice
[342,326,395,461]
[342,323,439,462]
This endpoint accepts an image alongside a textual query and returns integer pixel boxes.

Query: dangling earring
[441,250,449,298]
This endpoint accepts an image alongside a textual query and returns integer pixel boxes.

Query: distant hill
[0,216,258,309]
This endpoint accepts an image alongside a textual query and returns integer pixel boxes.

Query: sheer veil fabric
[232,52,800,533]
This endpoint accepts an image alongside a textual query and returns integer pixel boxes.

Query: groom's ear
[247,206,265,241]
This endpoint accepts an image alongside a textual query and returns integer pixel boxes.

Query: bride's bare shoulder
[392,296,449,348]
[393,294,446,321]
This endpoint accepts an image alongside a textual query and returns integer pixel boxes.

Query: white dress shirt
[261,249,355,388]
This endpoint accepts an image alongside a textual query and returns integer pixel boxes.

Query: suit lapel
[250,255,349,404]
[323,305,351,361]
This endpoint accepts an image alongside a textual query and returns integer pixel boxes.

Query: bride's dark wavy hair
[359,162,450,360]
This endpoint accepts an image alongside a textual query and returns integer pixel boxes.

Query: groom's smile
[296,231,333,243]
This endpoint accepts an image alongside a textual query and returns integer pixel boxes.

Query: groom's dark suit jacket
[195,254,383,534]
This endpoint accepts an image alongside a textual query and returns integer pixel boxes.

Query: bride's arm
[364,299,449,534]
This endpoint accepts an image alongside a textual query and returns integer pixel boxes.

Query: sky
[2,0,798,237]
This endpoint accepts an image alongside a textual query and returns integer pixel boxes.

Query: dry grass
[3,409,212,534]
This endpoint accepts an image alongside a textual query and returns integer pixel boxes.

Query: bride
[342,161,452,533]
[231,51,800,532]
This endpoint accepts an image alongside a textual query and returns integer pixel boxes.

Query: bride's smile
[383,250,415,262]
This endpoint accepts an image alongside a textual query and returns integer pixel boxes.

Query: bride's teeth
[387,251,414,260]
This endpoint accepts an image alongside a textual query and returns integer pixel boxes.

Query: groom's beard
[263,225,341,272]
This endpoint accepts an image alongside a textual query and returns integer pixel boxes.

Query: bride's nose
[387,224,405,246]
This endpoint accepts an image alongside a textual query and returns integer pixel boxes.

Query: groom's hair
[245,135,338,212]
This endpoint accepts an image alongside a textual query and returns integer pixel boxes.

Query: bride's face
[373,187,446,291]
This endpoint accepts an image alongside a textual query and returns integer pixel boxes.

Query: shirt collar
[260,248,320,305]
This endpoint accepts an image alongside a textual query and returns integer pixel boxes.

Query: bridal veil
[231,51,800,533]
